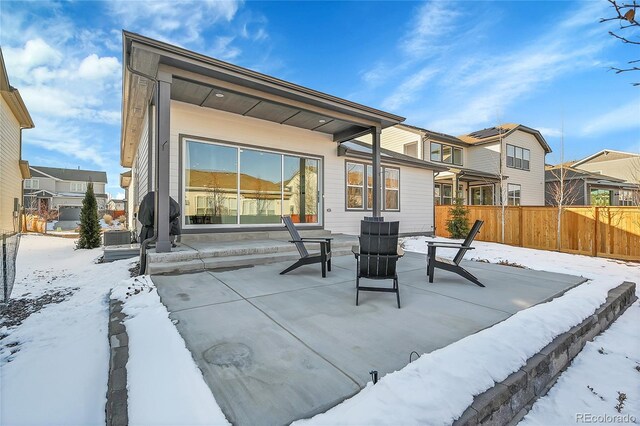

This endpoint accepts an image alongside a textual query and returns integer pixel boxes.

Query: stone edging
[454,281,637,426]
[106,296,129,426]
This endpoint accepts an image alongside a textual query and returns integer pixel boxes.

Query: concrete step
[147,246,355,275]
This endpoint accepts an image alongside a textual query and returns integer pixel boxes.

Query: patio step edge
[105,295,129,426]
[453,281,637,426]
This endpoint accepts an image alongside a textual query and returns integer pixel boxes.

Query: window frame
[507,183,521,206]
[180,135,323,229]
[24,179,40,190]
[506,144,530,171]
[70,181,87,193]
[428,141,463,166]
[441,183,453,205]
[469,184,495,205]
[345,160,400,212]
[346,162,366,210]
[403,141,418,158]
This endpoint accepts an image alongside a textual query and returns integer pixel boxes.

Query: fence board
[435,205,639,262]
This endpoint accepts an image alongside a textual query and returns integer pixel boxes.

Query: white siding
[502,131,546,206]
[358,126,423,159]
[135,110,150,205]
[0,96,22,232]
[465,142,501,173]
[169,101,434,235]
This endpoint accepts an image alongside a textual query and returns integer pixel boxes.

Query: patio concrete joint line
[452,281,637,426]
[105,296,129,426]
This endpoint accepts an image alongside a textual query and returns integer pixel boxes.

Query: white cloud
[401,1,460,57]
[535,127,563,138]
[581,100,640,136]
[382,67,439,110]
[3,39,63,76]
[78,54,120,80]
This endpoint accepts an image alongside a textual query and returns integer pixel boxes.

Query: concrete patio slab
[154,272,242,312]
[151,253,586,426]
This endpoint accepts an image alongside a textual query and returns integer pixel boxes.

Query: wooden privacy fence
[435,205,640,261]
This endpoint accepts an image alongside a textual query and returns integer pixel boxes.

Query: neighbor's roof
[0,48,34,129]
[458,123,552,153]
[186,170,287,199]
[29,166,108,183]
[545,165,626,183]
[339,140,449,172]
[572,149,640,167]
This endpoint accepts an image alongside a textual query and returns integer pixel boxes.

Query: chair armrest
[294,239,331,244]
[301,237,333,241]
[427,243,475,249]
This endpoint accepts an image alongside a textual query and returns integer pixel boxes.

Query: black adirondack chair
[280,215,332,278]
[427,220,485,287]
[352,220,402,308]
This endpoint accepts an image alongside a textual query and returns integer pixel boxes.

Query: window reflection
[283,156,319,223]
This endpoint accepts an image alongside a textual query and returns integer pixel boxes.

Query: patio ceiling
[121,31,405,168]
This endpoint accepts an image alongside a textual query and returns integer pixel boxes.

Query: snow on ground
[0,234,132,425]
[521,299,640,425]
[294,236,640,425]
[111,277,229,426]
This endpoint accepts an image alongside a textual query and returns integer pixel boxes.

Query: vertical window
[239,149,281,224]
[24,179,40,190]
[403,142,418,157]
[384,168,399,210]
[590,189,612,206]
[442,145,452,164]
[71,182,87,193]
[618,190,637,206]
[508,184,521,206]
[347,162,365,209]
[453,148,463,166]
[283,156,319,223]
[442,184,453,205]
[434,184,441,205]
[471,185,494,205]
[346,161,399,211]
[430,142,441,162]
[506,144,530,170]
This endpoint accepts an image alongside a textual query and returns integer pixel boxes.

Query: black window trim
[428,141,463,166]
[506,143,530,171]
[344,159,401,212]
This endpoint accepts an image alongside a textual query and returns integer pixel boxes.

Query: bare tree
[600,0,640,85]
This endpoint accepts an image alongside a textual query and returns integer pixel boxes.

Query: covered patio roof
[121,31,405,168]
[436,167,505,182]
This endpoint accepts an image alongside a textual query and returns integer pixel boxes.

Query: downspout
[125,57,159,275]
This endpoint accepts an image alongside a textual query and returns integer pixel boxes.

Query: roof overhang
[572,149,640,167]
[446,167,505,182]
[121,31,405,168]
[1,49,34,129]
[19,160,31,179]
[120,170,132,188]
[459,125,552,154]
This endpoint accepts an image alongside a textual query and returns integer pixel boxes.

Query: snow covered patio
[150,250,586,425]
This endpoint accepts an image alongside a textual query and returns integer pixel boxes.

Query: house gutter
[125,51,159,275]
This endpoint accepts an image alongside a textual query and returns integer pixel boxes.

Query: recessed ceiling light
[318,119,326,123]
[215,93,224,98]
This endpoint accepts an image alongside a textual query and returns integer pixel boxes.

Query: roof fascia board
[29,167,62,181]
[1,89,35,129]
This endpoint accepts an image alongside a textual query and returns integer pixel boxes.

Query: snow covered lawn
[0,234,133,425]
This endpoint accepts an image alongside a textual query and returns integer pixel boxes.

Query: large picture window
[346,161,399,211]
[506,144,530,171]
[183,139,320,226]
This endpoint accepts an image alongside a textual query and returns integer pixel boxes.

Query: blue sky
[1,0,639,197]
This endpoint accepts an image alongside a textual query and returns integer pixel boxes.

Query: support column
[156,72,172,253]
[371,126,382,217]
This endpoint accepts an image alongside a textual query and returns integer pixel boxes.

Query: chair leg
[327,258,332,271]
[280,259,303,275]
[456,267,485,287]
[395,277,401,309]
[356,276,360,306]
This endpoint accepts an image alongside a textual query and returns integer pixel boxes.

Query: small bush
[103,214,113,225]
[77,183,101,249]
[446,197,470,239]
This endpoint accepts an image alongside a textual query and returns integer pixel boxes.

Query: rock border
[454,281,637,426]
[105,296,129,426]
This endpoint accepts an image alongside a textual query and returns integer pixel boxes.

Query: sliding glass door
[184,138,321,227]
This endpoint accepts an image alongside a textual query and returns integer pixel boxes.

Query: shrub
[77,183,102,249]
[446,197,470,239]
[103,214,113,225]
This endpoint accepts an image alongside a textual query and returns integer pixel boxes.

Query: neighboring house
[23,166,108,222]
[372,123,551,206]
[545,165,637,206]
[0,48,34,233]
[120,31,446,251]
[106,199,126,212]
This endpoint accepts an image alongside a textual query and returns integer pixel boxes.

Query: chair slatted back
[453,220,484,265]
[358,220,399,279]
[282,216,308,258]
[364,216,385,222]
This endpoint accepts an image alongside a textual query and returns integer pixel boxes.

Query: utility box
[103,230,132,246]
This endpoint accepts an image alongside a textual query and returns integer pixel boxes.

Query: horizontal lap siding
[170,101,434,235]
[0,97,21,232]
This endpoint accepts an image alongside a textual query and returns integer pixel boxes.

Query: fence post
[518,207,523,247]
[593,206,599,257]
[2,233,7,303]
